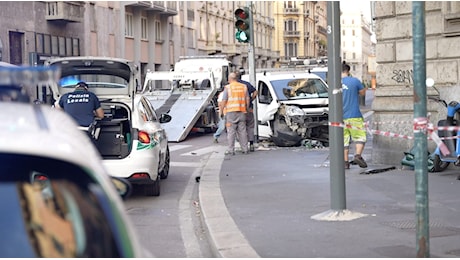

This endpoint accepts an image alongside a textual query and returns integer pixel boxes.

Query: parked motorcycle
[430,100,460,172]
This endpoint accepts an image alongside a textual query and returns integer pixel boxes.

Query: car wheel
[431,154,449,172]
[271,115,302,147]
[144,174,160,196]
[159,147,170,179]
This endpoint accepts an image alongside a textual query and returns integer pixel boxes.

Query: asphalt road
[123,133,216,258]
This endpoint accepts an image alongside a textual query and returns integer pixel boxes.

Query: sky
[340,0,373,23]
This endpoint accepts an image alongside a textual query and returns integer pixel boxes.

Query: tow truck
[143,70,219,142]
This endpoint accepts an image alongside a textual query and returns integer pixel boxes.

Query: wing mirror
[159,113,172,124]
[111,177,132,199]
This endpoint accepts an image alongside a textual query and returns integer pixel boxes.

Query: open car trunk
[94,102,133,159]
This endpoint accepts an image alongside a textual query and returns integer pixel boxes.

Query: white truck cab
[243,69,329,147]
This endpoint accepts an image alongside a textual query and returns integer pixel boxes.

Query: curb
[198,145,260,258]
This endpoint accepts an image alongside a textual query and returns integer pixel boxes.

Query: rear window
[60,75,128,89]
[270,78,329,101]
[0,153,121,258]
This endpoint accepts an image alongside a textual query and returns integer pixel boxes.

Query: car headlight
[285,105,305,117]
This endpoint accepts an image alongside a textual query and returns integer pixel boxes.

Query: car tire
[431,154,449,172]
[144,175,160,196]
[271,115,302,147]
[159,147,170,179]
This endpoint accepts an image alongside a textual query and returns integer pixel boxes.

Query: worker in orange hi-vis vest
[221,72,250,155]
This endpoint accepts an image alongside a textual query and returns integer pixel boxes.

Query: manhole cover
[381,220,460,238]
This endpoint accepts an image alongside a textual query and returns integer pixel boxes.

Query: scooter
[430,100,460,172]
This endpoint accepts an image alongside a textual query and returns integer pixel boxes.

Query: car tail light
[131,173,149,179]
[138,131,150,144]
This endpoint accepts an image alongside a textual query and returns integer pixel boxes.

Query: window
[343,52,347,59]
[66,38,72,56]
[285,20,297,31]
[284,1,296,8]
[35,33,44,53]
[155,20,161,41]
[125,13,133,37]
[187,28,194,48]
[352,29,355,36]
[284,42,297,57]
[44,35,51,54]
[141,17,148,39]
[51,36,58,55]
[72,38,80,56]
[342,29,345,36]
[353,52,356,59]
[59,37,66,56]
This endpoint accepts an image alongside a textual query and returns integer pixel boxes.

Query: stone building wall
[373,1,460,164]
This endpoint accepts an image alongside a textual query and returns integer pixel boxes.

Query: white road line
[179,163,204,257]
[180,146,219,156]
[169,144,192,152]
[170,161,202,168]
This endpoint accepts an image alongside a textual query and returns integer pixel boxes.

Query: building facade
[340,9,374,86]
[273,1,328,66]
[373,1,460,164]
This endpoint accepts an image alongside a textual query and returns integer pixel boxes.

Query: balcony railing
[45,2,83,23]
[284,8,299,14]
[284,31,300,37]
[126,1,177,16]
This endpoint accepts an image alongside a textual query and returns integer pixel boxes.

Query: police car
[46,57,172,196]
[0,66,147,257]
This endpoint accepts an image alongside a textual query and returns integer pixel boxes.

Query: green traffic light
[234,7,250,43]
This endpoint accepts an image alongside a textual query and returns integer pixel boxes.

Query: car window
[270,78,328,101]
[60,75,128,89]
[0,153,122,258]
[257,81,272,104]
[139,97,158,122]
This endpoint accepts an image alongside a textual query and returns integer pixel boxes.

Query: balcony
[125,1,177,16]
[317,25,327,36]
[284,31,300,37]
[45,2,83,23]
[284,8,299,14]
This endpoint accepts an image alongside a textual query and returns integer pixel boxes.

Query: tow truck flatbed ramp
[143,71,217,142]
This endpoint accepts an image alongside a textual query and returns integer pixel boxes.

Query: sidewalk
[199,141,460,258]
[198,88,460,257]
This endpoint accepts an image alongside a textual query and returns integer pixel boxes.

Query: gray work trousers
[226,111,248,152]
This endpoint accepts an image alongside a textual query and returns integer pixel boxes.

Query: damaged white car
[243,71,329,147]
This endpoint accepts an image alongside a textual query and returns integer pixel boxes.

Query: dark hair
[76,81,88,89]
[342,62,350,73]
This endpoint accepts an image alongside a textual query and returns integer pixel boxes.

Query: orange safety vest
[225,81,248,113]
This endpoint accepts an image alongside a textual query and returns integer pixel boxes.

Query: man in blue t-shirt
[342,62,367,169]
[57,81,104,127]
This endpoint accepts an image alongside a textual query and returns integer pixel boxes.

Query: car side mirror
[111,177,132,199]
[159,113,172,124]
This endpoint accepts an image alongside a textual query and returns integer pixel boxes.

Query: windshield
[270,78,328,101]
[60,75,128,89]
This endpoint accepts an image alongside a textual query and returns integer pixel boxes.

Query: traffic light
[234,7,250,43]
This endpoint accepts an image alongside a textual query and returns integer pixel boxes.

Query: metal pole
[327,2,346,210]
[247,1,258,143]
[412,2,430,257]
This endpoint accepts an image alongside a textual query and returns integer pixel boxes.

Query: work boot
[225,150,235,156]
[213,137,218,143]
[249,144,255,152]
[353,154,368,168]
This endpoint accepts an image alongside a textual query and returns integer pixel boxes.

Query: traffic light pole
[247,1,258,143]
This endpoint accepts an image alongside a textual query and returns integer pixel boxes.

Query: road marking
[179,164,205,257]
[170,161,202,168]
[180,146,219,156]
[169,144,192,152]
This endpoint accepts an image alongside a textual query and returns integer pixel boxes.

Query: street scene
[0,0,460,258]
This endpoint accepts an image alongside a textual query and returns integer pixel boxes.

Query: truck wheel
[144,175,160,196]
[431,154,449,172]
[271,115,302,147]
[159,148,170,179]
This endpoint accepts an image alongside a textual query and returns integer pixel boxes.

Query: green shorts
[343,117,367,148]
